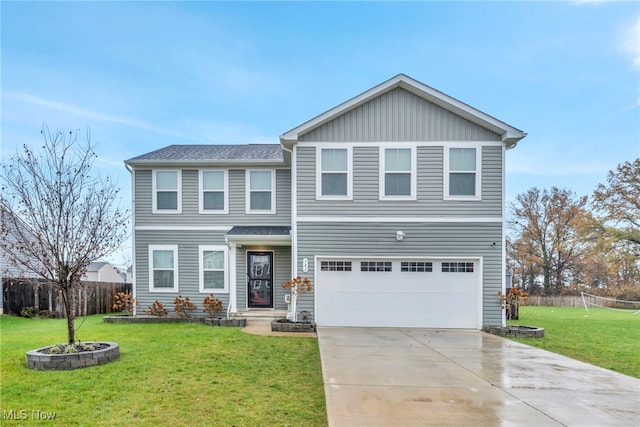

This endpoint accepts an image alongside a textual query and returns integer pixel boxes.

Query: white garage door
[315,258,480,328]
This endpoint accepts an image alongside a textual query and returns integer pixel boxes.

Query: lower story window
[361,261,392,272]
[199,245,228,292]
[321,261,352,271]
[401,261,433,272]
[442,262,474,273]
[149,245,179,292]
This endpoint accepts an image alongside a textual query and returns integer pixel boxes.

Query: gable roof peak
[280,73,526,148]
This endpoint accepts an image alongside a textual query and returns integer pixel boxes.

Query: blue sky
[2,1,639,266]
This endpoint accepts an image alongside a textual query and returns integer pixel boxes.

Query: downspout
[225,236,237,314]
[281,143,297,321]
[125,163,136,315]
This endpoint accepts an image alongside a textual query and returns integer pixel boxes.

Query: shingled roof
[125,144,284,164]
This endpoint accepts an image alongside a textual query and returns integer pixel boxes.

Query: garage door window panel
[361,261,392,272]
[401,261,433,272]
[321,261,352,272]
[442,262,474,273]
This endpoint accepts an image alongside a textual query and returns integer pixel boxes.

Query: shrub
[148,300,168,317]
[498,287,528,320]
[39,310,56,319]
[112,292,138,314]
[202,294,223,319]
[173,296,197,318]
[20,306,38,318]
[281,276,313,322]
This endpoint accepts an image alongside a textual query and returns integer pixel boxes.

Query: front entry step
[231,310,288,326]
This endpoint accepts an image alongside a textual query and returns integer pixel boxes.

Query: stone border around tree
[26,342,119,370]
[487,325,545,338]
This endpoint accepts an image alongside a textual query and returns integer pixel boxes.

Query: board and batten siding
[234,245,291,312]
[299,88,502,142]
[134,169,291,227]
[296,145,503,217]
[295,222,503,327]
[134,230,230,314]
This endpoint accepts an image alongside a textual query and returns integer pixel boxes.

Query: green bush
[20,306,38,318]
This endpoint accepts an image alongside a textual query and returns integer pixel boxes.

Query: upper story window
[317,147,352,199]
[380,146,416,200]
[153,170,181,213]
[246,170,275,214]
[149,245,179,292]
[199,245,228,293]
[445,147,481,200]
[199,170,228,214]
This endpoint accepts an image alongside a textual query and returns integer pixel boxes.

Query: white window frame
[315,145,353,200]
[443,144,482,201]
[379,145,417,201]
[148,244,179,292]
[245,169,276,214]
[152,170,182,214]
[199,245,229,293]
[199,170,229,214]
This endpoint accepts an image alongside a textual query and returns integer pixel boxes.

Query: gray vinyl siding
[297,145,503,217]
[134,168,291,227]
[300,88,501,142]
[295,222,503,327]
[234,246,291,311]
[134,230,230,315]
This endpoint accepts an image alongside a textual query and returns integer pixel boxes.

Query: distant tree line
[507,158,640,299]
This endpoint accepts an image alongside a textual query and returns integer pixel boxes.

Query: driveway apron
[317,327,640,427]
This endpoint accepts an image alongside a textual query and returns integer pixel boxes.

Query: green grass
[0,315,327,426]
[508,306,640,378]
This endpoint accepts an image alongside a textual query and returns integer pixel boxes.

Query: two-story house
[125,74,526,329]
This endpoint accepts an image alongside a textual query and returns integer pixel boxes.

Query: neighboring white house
[83,262,126,283]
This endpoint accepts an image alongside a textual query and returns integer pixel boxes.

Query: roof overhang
[280,74,526,149]
[224,226,292,247]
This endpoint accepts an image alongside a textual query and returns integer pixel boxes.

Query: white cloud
[619,16,640,71]
[5,92,202,143]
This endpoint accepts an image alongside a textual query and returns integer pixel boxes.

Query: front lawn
[508,306,640,378]
[0,315,327,426]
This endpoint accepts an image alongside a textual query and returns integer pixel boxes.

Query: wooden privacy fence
[526,295,611,307]
[2,280,132,318]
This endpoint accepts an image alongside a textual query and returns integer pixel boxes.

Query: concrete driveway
[317,327,639,427]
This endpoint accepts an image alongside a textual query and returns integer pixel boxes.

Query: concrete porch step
[230,310,288,326]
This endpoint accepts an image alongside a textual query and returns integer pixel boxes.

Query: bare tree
[0,125,129,344]
[508,187,589,294]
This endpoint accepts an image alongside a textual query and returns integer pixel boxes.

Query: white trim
[443,143,482,201]
[198,245,229,293]
[245,169,276,214]
[379,145,417,201]
[135,225,232,231]
[198,169,229,214]
[315,145,353,200]
[297,216,502,223]
[298,140,504,148]
[148,244,179,293]
[152,170,182,214]
[292,145,298,277]
[501,144,507,327]
[228,243,237,312]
